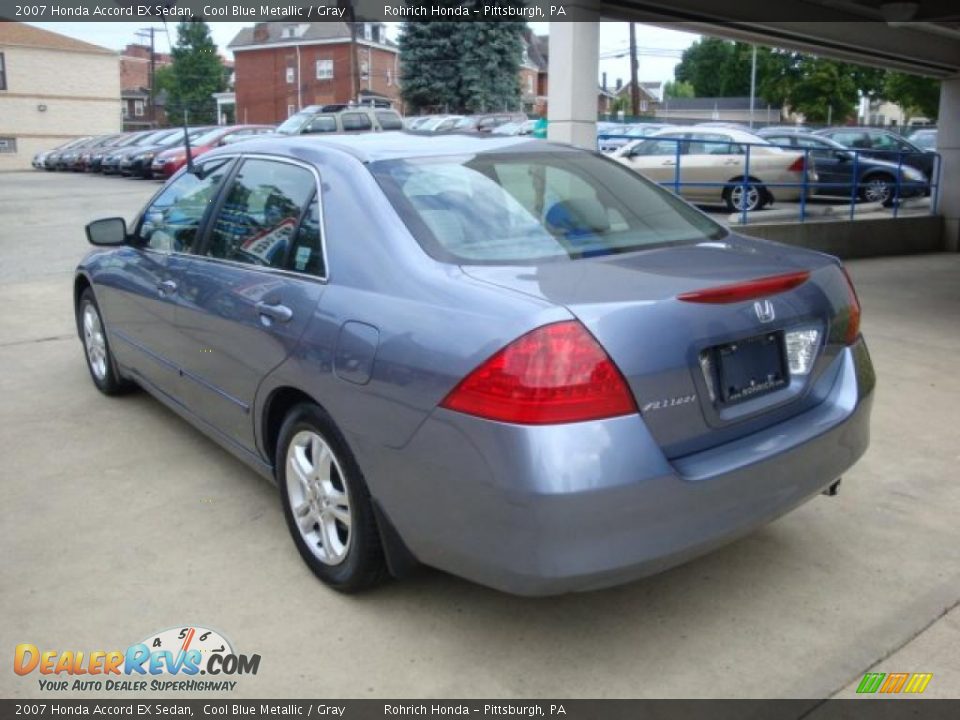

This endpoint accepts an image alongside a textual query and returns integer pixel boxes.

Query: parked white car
[614,127,817,211]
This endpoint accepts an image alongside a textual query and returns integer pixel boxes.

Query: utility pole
[629,22,639,118]
[135,27,156,126]
[749,44,757,128]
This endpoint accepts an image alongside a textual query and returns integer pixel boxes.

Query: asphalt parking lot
[1,171,959,701]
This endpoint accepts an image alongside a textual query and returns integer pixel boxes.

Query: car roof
[210,131,571,164]
[759,131,846,147]
[649,126,769,143]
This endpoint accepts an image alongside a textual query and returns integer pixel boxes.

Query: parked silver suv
[275,105,404,136]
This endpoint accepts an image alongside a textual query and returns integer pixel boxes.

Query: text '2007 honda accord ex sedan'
[75,133,874,596]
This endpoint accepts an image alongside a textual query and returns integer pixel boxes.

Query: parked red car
[150,125,275,179]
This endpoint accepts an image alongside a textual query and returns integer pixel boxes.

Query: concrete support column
[937,76,960,252]
[547,17,599,149]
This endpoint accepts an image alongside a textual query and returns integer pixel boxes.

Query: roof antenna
[182,107,194,174]
[161,18,195,174]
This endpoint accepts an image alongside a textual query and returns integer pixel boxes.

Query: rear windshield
[370,151,726,264]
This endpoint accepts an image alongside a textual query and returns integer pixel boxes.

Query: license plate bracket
[714,332,788,404]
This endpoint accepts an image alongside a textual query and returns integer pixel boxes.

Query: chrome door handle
[255,301,293,324]
[157,280,177,297]
[723,159,740,165]
[661,160,676,166]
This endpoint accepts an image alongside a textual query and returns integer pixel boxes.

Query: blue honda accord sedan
[75,133,875,595]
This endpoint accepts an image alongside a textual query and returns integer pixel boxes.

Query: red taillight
[440,321,637,425]
[677,271,810,304]
[841,267,861,344]
[787,156,806,173]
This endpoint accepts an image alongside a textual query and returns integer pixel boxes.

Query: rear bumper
[362,339,875,595]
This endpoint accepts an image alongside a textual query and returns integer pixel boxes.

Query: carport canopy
[547,0,960,249]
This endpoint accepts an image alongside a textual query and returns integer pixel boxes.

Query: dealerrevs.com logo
[14,626,261,692]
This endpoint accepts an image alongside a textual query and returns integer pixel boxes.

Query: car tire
[77,288,135,396]
[276,402,388,592]
[860,173,896,206]
[724,181,765,212]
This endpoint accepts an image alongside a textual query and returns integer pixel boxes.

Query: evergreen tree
[399,6,525,114]
[164,19,227,125]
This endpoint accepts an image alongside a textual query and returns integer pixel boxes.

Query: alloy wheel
[863,177,893,204]
[82,303,108,381]
[730,184,761,212]
[285,430,353,566]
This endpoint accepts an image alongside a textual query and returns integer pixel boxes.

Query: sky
[28,21,699,88]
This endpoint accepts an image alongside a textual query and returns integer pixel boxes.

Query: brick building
[0,23,121,171]
[119,43,171,129]
[228,22,400,124]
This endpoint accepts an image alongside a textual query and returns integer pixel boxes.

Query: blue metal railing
[596,132,941,226]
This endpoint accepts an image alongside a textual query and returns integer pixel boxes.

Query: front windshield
[912,133,936,149]
[370,150,726,265]
[276,113,311,134]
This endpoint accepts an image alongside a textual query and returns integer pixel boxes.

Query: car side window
[307,116,337,133]
[631,139,680,157]
[765,136,793,148]
[794,137,834,158]
[288,194,325,277]
[205,159,317,269]
[870,133,899,151]
[692,133,735,155]
[831,131,870,149]
[376,111,403,130]
[341,113,372,131]
[137,159,233,253]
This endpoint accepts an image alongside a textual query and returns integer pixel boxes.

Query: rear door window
[341,113,373,131]
[376,111,403,130]
[830,131,870,149]
[204,159,317,269]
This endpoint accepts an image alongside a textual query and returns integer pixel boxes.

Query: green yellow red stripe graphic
[856,672,933,694]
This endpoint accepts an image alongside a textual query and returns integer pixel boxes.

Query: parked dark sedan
[88,132,150,173]
[102,129,181,175]
[758,129,928,204]
[66,135,122,172]
[55,136,102,171]
[75,134,874,596]
[813,126,937,182]
[119,128,210,178]
[78,133,129,172]
[39,137,90,170]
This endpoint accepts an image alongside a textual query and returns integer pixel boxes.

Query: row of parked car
[403,112,535,135]
[34,124,276,179]
[599,121,937,211]
[33,106,544,185]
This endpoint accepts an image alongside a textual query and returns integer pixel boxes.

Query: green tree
[163,19,226,125]
[399,9,525,113]
[675,38,735,96]
[674,38,759,97]
[884,72,941,121]
[785,57,859,123]
[662,80,694,99]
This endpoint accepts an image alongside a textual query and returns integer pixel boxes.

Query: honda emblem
[754,299,776,323]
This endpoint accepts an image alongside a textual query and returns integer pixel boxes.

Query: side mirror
[834,151,850,162]
[85,217,127,246]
